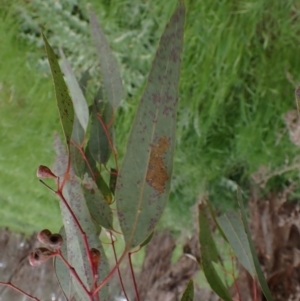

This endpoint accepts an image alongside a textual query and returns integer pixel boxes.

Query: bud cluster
[29,229,63,266]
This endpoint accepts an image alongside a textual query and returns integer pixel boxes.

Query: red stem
[128,252,140,301]
[253,279,258,301]
[96,113,119,172]
[56,190,96,293]
[70,140,97,183]
[57,251,92,298]
[0,282,40,301]
[93,250,128,296]
[110,232,129,301]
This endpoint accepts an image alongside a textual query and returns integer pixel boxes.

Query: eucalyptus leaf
[82,174,113,230]
[116,1,185,250]
[238,198,274,301]
[53,134,109,301]
[42,33,74,152]
[55,227,80,301]
[180,280,194,301]
[198,204,232,301]
[60,48,89,132]
[217,211,255,277]
[88,100,114,165]
[90,10,124,111]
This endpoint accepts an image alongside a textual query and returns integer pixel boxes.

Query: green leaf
[201,245,232,301]
[109,168,117,194]
[238,198,274,301]
[116,1,185,250]
[295,85,300,114]
[198,204,233,301]
[54,227,80,301]
[180,280,194,301]
[79,69,90,97]
[83,144,113,204]
[53,134,109,301]
[95,173,113,204]
[140,231,154,248]
[71,116,86,177]
[88,100,114,165]
[42,33,74,151]
[206,200,228,242]
[217,211,255,277]
[199,203,219,263]
[82,174,113,230]
[90,10,124,111]
[60,48,89,132]
[84,145,98,176]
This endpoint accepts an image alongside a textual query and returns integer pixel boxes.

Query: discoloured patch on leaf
[146,136,170,193]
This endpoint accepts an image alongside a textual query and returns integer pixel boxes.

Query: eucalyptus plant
[0,2,185,301]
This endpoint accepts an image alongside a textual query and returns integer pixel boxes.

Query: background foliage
[1,0,300,233]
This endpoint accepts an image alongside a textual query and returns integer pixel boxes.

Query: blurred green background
[1,0,300,234]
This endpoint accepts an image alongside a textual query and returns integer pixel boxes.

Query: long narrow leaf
[55,227,80,301]
[60,48,89,132]
[217,211,255,277]
[82,174,113,230]
[90,10,124,111]
[199,204,232,301]
[180,280,194,301]
[206,200,228,242]
[295,85,300,114]
[199,203,219,262]
[116,1,185,250]
[88,100,114,165]
[238,198,274,301]
[42,34,74,151]
[71,116,86,177]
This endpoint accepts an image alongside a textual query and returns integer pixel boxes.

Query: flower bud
[90,248,101,273]
[48,233,63,250]
[37,229,52,244]
[36,165,57,179]
[29,247,54,266]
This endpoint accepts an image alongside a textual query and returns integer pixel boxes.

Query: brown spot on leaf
[146,136,170,193]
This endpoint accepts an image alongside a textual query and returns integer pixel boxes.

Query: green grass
[1,0,300,234]
[0,1,61,233]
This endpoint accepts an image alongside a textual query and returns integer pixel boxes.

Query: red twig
[110,232,129,301]
[230,252,241,301]
[70,139,99,183]
[93,250,128,296]
[96,113,119,172]
[56,251,91,298]
[253,279,258,301]
[56,190,96,294]
[128,252,140,301]
[0,282,40,301]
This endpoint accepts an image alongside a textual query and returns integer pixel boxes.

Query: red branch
[0,282,40,301]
